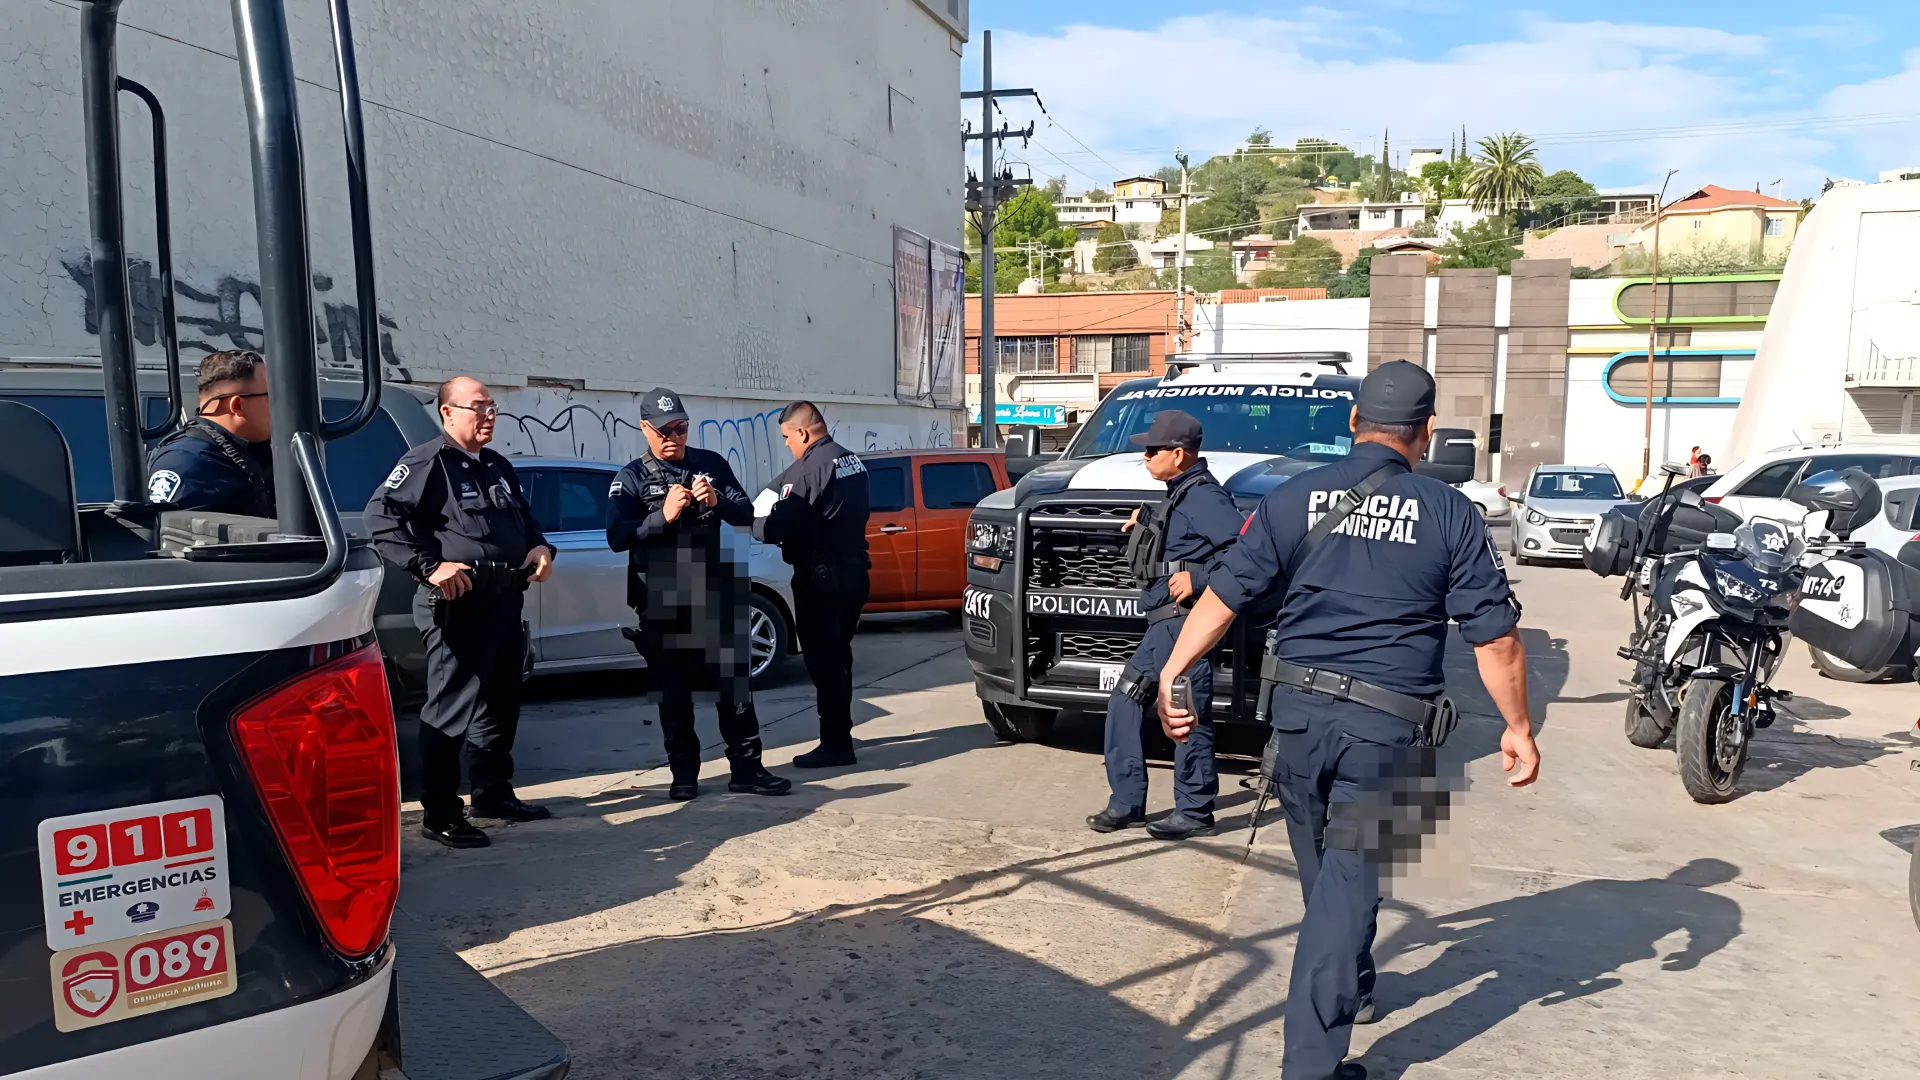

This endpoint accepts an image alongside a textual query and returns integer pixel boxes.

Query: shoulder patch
[147,469,182,503]
[780,483,794,499]
[609,479,623,496]
[383,463,410,489]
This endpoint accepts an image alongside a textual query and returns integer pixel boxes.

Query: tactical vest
[155,419,274,514]
[1125,469,1231,622]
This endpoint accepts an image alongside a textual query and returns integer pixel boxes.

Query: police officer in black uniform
[1156,361,1541,1080]
[753,400,870,768]
[606,387,791,801]
[1087,410,1244,841]
[145,349,276,516]
[365,376,557,849]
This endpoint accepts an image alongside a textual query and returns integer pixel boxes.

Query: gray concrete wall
[1501,259,1573,485]
[2,0,964,488]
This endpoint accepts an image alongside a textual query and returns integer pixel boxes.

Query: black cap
[641,387,689,425]
[1356,360,1437,424]
[1129,409,1203,451]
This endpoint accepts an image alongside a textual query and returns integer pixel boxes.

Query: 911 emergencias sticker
[49,919,237,1032]
[37,795,231,951]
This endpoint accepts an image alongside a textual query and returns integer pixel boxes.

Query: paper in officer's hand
[752,488,780,518]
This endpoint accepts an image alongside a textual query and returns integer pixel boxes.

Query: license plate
[1098,664,1124,691]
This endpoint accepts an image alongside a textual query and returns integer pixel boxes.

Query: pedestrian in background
[754,401,870,768]
[365,376,556,849]
[606,387,790,800]
[1689,453,1714,478]
[1157,361,1541,1080]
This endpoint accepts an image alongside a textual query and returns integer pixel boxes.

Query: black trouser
[636,623,764,781]
[790,561,869,749]
[413,588,527,823]
[1103,615,1217,819]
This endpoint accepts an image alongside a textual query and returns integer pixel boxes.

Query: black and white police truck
[963,354,1475,746]
[1,3,565,1077]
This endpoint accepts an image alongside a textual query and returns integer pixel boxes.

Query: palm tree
[1465,133,1545,216]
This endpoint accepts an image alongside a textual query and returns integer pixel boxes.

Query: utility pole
[1640,168,1679,491]
[961,30,1035,449]
[1174,149,1191,354]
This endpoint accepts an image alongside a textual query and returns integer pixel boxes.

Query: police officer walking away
[1087,410,1244,841]
[365,377,557,849]
[606,388,791,800]
[1156,361,1541,1080]
[754,401,870,768]
[145,349,276,516]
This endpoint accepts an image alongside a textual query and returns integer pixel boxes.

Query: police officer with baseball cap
[1154,360,1542,1080]
[1087,409,1244,841]
[606,387,791,800]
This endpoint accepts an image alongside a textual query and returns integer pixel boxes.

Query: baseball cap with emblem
[1129,409,1204,452]
[1355,360,1437,424]
[641,387,688,426]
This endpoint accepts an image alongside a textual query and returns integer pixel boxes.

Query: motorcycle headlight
[1713,568,1766,605]
[1525,508,1548,526]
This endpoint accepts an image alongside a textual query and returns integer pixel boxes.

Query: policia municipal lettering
[1087,410,1245,842]
[365,377,557,850]
[605,388,790,800]
[1157,362,1542,1080]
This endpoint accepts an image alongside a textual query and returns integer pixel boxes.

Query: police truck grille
[1057,632,1139,664]
[1025,528,1133,590]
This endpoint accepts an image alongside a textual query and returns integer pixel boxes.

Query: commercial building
[963,291,1178,448]
[2,0,968,492]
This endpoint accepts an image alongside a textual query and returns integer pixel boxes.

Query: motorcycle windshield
[1734,518,1802,574]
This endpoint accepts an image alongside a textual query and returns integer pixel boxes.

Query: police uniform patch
[609,480,623,496]
[383,463,410,489]
[780,483,794,499]
[147,470,182,503]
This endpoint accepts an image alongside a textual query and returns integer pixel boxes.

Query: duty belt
[1260,656,1438,727]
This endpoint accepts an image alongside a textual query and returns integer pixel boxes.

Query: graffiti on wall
[61,257,412,381]
[494,388,956,493]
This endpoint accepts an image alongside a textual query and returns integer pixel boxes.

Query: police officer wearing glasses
[1155,361,1541,1080]
[606,388,791,801]
[145,349,276,516]
[1087,410,1243,841]
[365,377,557,849]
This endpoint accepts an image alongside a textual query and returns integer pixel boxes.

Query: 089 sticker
[50,919,237,1032]
[37,795,231,951]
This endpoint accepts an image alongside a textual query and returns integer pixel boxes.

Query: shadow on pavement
[1360,859,1745,1078]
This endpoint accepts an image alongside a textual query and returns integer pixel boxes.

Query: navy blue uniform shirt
[145,418,275,517]
[363,436,549,583]
[1210,441,1518,696]
[1139,458,1245,614]
[606,445,754,613]
[754,436,871,570]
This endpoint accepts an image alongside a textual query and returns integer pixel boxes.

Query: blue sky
[964,2,1920,200]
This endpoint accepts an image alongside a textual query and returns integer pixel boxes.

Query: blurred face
[198,366,272,442]
[440,381,498,449]
[644,418,689,461]
[1143,444,1194,481]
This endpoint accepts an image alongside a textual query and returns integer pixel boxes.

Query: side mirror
[1674,487,1705,508]
[1414,426,1476,485]
[1661,461,1688,478]
[1505,492,1524,504]
[1004,424,1042,459]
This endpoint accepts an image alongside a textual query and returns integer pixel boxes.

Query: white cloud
[982,14,1900,202]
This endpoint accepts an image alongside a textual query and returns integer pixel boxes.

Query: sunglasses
[447,402,500,419]
[650,422,689,438]
[1142,445,1177,456]
[196,390,268,416]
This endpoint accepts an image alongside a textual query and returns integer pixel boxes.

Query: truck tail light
[232,645,400,959]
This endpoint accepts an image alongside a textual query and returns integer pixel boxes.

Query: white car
[1702,444,1920,522]
[1508,464,1630,563]
[1458,479,1512,519]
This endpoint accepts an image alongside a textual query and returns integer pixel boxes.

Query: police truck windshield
[1067,383,1357,460]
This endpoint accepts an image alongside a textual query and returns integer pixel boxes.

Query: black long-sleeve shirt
[753,437,870,570]
[362,436,548,584]
[605,445,752,616]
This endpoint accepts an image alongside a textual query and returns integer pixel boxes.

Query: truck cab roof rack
[1163,352,1354,379]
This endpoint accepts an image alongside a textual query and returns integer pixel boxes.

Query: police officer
[1156,361,1541,1080]
[606,388,791,800]
[1087,410,1244,841]
[145,349,275,516]
[365,377,557,849]
[753,401,870,768]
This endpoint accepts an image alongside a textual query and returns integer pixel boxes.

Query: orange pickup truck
[861,448,1012,612]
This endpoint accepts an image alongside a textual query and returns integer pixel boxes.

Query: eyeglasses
[649,422,690,438]
[196,391,268,416]
[447,402,500,419]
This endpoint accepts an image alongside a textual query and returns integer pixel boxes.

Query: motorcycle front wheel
[1676,681,1747,804]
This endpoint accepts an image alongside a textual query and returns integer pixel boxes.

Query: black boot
[793,743,857,768]
[668,774,700,800]
[421,818,490,848]
[728,765,793,795]
[467,795,550,823]
[1146,810,1215,841]
[1086,808,1146,833]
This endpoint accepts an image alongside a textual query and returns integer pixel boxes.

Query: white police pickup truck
[962,354,1475,745]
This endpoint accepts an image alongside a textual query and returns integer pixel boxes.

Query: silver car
[511,457,798,685]
[1508,464,1629,564]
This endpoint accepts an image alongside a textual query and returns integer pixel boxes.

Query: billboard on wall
[894,227,964,410]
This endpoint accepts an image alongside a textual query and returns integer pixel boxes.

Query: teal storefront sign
[969,403,1069,425]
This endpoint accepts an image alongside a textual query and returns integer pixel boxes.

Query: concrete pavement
[396,565,1920,1079]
